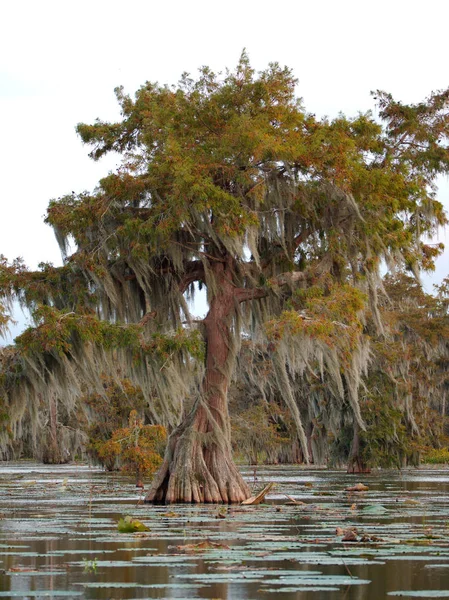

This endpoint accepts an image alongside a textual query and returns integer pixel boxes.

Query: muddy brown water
[1,463,449,599]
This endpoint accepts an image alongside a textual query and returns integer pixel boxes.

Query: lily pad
[263,575,371,586]
[261,587,340,592]
[0,593,83,598]
[388,592,449,597]
[362,504,388,514]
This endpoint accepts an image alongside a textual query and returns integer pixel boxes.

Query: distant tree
[231,397,292,466]
[356,272,449,469]
[93,409,166,484]
[85,375,147,469]
[233,273,449,472]
[1,53,449,501]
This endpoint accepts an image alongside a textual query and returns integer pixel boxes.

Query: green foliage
[13,305,204,362]
[231,399,292,465]
[359,391,410,469]
[45,52,449,288]
[354,271,449,468]
[85,376,146,469]
[144,329,205,362]
[0,255,93,315]
[422,447,449,464]
[0,301,11,338]
[265,284,366,364]
[93,410,166,478]
[117,515,150,533]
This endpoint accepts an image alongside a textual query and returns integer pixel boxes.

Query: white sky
[1,0,448,340]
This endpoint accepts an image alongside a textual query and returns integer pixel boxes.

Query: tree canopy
[1,53,449,502]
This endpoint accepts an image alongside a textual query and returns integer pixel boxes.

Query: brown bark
[145,258,250,504]
[346,421,371,474]
[306,423,314,465]
[42,394,64,464]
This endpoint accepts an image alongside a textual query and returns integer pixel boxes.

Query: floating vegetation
[117,515,150,533]
[2,463,449,598]
[388,593,449,598]
[0,593,83,598]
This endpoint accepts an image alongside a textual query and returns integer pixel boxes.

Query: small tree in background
[94,410,166,483]
[231,399,292,465]
[358,273,449,468]
[85,375,146,470]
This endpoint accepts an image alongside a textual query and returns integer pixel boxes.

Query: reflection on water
[1,463,449,598]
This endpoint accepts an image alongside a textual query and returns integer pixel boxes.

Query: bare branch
[293,227,313,249]
[235,287,269,303]
[270,271,308,287]
[235,271,308,304]
[179,261,205,293]
[172,241,225,263]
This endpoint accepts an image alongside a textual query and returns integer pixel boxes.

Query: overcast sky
[1,0,448,341]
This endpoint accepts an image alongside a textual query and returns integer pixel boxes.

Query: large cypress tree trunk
[145,261,250,504]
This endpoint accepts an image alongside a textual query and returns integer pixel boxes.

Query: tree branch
[235,287,269,303]
[235,271,308,304]
[179,261,205,293]
[172,241,225,263]
[293,227,313,249]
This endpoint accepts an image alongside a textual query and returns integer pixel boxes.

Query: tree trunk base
[145,420,250,504]
[42,437,68,464]
[347,423,370,474]
[346,463,371,474]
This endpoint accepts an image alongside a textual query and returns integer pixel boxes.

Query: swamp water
[1,464,449,599]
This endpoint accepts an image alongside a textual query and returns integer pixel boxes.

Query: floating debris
[242,482,275,505]
[346,482,369,492]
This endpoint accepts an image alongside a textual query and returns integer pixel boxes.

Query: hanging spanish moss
[2,54,449,501]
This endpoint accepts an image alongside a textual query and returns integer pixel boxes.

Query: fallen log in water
[241,482,275,505]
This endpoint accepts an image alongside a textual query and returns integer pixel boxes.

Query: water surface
[1,463,449,598]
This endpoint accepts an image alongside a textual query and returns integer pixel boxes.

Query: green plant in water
[117,515,150,533]
[216,506,227,519]
[83,557,97,574]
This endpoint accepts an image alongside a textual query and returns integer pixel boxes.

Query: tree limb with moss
[2,52,449,501]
